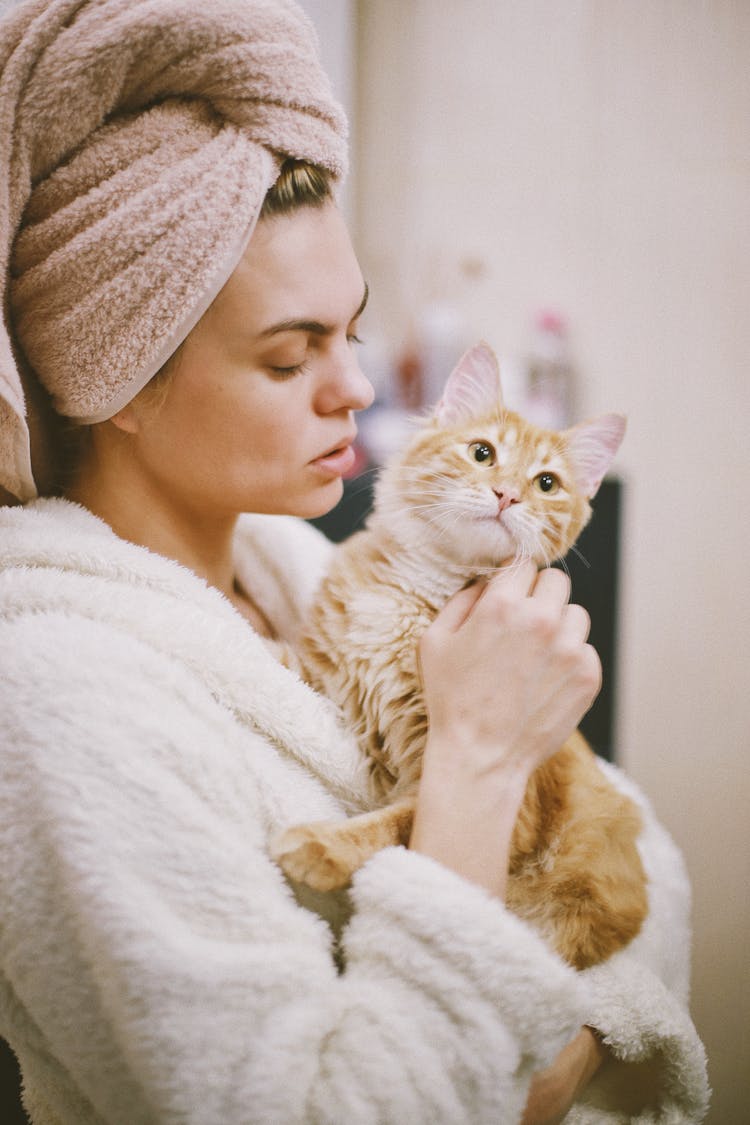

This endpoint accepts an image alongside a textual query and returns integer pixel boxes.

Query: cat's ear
[434,342,502,427]
[565,414,626,497]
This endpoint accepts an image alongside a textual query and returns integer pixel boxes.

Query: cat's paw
[271,824,357,892]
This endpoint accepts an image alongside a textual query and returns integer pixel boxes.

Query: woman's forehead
[210,205,366,332]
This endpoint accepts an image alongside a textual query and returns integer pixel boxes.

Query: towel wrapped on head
[0,0,348,501]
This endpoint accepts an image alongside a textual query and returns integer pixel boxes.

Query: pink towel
[0,0,347,501]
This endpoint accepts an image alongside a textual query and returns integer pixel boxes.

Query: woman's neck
[63,426,280,637]
[69,473,277,637]
[65,455,238,602]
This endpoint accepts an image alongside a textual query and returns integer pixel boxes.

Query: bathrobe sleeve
[0,607,588,1125]
[566,760,710,1123]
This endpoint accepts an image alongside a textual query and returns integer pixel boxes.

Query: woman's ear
[107,404,141,435]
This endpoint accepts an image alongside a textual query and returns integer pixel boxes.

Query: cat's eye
[468,441,496,466]
[535,472,560,494]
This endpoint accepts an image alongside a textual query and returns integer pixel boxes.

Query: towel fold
[0,0,347,501]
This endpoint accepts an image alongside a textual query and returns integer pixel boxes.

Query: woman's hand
[410,561,601,896]
[521,1027,608,1125]
[419,561,600,776]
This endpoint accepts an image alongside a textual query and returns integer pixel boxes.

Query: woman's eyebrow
[258,283,369,339]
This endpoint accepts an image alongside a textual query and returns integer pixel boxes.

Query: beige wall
[354,2,750,1119]
[298,0,357,219]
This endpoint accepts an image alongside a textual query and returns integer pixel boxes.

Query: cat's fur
[273,342,647,969]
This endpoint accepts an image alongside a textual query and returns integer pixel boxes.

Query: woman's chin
[293,479,346,520]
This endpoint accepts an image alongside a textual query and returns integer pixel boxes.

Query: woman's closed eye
[269,359,309,378]
[268,332,363,377]
[264,342,309,377]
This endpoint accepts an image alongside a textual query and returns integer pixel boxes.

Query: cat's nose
[494,489,520,514]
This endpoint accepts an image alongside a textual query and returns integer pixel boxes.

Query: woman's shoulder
[0,497,116,594]
[0,496,244,650]
[0,494,108,545]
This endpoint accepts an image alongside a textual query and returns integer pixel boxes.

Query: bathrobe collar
[0,497,371,811]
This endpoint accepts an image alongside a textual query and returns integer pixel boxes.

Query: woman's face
[122,202,374,520]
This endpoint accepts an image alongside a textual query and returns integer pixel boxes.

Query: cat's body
[273,343,647,970]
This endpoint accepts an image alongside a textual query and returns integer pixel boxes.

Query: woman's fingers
[529,565,571,610]
[432,559,539,635]
[430,580,487,634]
[472,560,539,618]
[580,643,603,701]
[485,559,539,600]
[560,602,592,644]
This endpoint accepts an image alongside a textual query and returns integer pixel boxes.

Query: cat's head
[376,342,625,569]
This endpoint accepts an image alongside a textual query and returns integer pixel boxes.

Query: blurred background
[304,2,749,1121]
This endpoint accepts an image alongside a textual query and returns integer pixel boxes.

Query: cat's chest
[345,584,438,657]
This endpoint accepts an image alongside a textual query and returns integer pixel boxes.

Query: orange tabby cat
[273,342,647,969]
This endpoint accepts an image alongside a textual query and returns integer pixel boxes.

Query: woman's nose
[317,345,375,414]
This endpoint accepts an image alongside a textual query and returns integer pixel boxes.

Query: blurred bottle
[394,333,424,410]
[358,332,419,467]
[524,309,576,430]
[356,332,393,407]
[496,354,529,415]
[417,300,468,410]
[394,300,468,413]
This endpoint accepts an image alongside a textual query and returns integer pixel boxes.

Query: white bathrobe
[0,498,709,1124]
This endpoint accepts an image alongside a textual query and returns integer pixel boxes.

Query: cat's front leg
[271,797,416,892]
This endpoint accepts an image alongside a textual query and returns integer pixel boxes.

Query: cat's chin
[479,518,518,556]
[435,519,519,570]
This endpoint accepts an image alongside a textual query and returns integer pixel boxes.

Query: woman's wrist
[520,1027,608,1125]
[410,736,532,898]
[575,1027,609,1094]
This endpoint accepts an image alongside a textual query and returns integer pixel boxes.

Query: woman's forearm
[412,564,601,899]
[410,737,531,899]
[520,1027,608,1125]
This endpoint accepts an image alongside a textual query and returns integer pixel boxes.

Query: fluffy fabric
[0,0,347,501]
[0,500,709,1122]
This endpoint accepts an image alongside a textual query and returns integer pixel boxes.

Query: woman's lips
[310,442,357,477]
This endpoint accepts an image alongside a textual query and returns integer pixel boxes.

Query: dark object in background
[311,475,623,762]
[0,1038,29,1124]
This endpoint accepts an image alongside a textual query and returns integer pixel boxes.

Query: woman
[0,2,708,1122]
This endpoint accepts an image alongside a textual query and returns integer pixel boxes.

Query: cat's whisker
[351,460,383,477]
[426,507,469,541]
[568,544,591,570]
[347,508,374,535]
[399,479,464,495]
[483,552,526,579]
[531,528,555,568]
[403,494,455,508]
[391,468,451,482]
[405,502,466,522]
